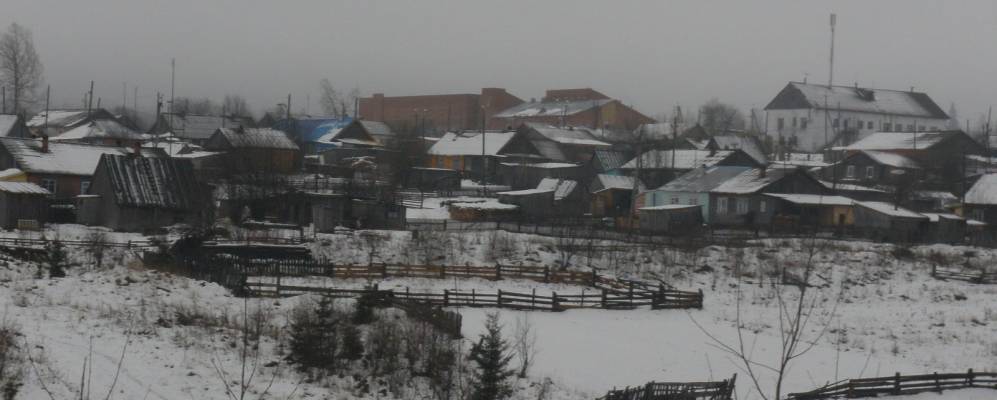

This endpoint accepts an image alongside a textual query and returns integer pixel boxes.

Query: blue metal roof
[272,117,353,143]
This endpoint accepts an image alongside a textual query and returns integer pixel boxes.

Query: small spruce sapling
[469,312,515,400]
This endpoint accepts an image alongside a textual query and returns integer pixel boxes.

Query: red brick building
[358,88,523,134]
[490,88,654,132]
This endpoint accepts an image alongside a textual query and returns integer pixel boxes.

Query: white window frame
[40,178,57,194]
[865,166,875,179]
[716,197,728,215]
[846,165,856,179]
[81,180,91,194]
[759,200,767,213]
[736,198,749,214]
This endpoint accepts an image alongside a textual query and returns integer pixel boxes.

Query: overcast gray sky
[3,0,995,125]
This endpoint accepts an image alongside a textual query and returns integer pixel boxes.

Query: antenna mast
[828,13,836,88]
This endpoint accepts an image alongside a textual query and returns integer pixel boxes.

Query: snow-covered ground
[1,224,995,399]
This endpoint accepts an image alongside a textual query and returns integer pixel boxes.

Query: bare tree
[0,23,44,114]
[223,94,252,118]
[512,314,538,379]
[173,97,217,115]
[318,79,360,118]
[699,98,745,136]
[690,239,843,400]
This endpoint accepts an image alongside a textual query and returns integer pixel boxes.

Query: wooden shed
[637,204,703,234]
[921,213,966,244]
[853,201,928,242]
[765,193,855,230]
[0,182,50,229]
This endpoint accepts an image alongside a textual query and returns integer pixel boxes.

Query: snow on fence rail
[187,257,704,311]
[0,236,155,249]
[786,370,997,399]
[931,265,997,284]
[599,374,736,400]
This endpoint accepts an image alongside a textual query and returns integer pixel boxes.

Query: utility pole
[169,57,175,138]
[87,80,95,116]
[2,87,5,114]
[43,85,50,136]
[122,82,127,111]
[828,13,836,88]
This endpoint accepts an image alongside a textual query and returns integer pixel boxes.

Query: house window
[671,197,680,204]
[777,118,785,130]
[856,120,862,129]
[907,124,915,131]
[717,197,728,215]
[792,117,797,128]
[690,197,699,205]
[846,165,856,179]
[736,198,749,214]
[883,123,892,132]
[800,118,808,129]
[843,119,850,129]
[867,121,874,129]
[759,200,767,213]
[81,180,91,194]
[40,178,56,194]
[865,166,875,179]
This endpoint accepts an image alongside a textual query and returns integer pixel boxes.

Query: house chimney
[132,140,142,156]
[41,135,49,153]
[760,165,767,178]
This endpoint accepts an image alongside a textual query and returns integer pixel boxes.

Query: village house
[78,154,207,232]
[491,88,654,133]
[425,129,547,182]
[821,150,921,187]
[359,88,524,133]
[0,181,50,229]
[589,174,643,219]
[517,123,612,163]
[830,130,984,193]
[0,137,165,201]
[272,117,352,153]
[619,149,761,189]
[763,82,950,152]
[963,173,997,226]
[853,201,929,242]
[148,114,256,146]
[203,127,301,174]
[495,162,583,190]
[706,135,768,165]
[497,178,583,220]
[50,119,149,147]
[26,108,116,137]
[0,114,30,138]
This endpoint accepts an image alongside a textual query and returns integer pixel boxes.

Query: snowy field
[0,224,995,399]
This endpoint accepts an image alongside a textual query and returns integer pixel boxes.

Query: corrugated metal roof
[860,150,920,169]
[654,166,753,193]
[494,99,612,118]
[856,201,927,219]
[427,131,517,156]
[621,150,734,170]
[712,168,800,194]
[0,181,49,195]
[99,154,200,210]
[169,114,255,140]
[710,135,767,165]
[0,115,21,136]
[214,128,299,150]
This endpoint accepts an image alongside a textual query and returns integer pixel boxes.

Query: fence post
[552,291,560,311]
[698,289,704,309]
[330,262,336,278]
[894,372,901,394]
[601,289,607,308]
[495,264,502,280]
[591,268,598,287]
[497,290,503,308]
[967,368,974,386]
[934,372,940,392]
[443,289,449,307]
[440,264,446,279]
[628,281,634,307]
[472,289,476,305]
[544,266,550,283]
[931,264,936,278]
[531,288,536,310]
[382,263,388,279]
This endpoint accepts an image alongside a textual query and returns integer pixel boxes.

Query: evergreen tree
[352,293,377,325]
[469,313,515,400]
[44,239,67,278]
[288,297,339,372]
[339,324,364,362]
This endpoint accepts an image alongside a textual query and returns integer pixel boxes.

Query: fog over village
[0,1,995,399]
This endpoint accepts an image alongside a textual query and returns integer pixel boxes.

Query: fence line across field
[599,374,737,400]
[931,265,997,284]
[786,369,997,399]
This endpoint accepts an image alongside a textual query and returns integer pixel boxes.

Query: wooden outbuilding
[0,182,50,229]
[853,201,928,242]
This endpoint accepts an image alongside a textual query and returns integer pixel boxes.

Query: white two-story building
[763,82,950,152]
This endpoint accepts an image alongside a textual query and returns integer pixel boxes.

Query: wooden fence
[189,257,704,311]
[600,374,736,400]
[931,265,997,284]
[786,370,997,399]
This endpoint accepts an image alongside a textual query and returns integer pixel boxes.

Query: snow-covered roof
[536,178,578,200]
[835,131,955,151]
[166,114,255,141]
[710,135,767,165]
[27,110,91,128]
[0,168,24,180]
[921,212,963,222]
[427,131,517,156]
[500,162,578,169]
[766,82,948,119]
[98,154,201,210]
[856,201,927,219]
[964,174,997,205]
[593,174,641,192]
[639,204,699,211]
[359,120,394,138]
[860,150,920,169]
[0,181,50,195]
[0,138,164,176]
[213,128,299,150]
[765,193,854,206]
[494,99,612,118]
[711,168,804,194]
[819,180,886,193]
[450,199,518,210]
[0,115,21,136]
[53,119,150,142]
[621,150,734,170]
[523,123,611,147]
[654,166,753,193]
[592,149,629,171]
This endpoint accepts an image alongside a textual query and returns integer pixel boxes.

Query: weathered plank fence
[600,374,736,400]
[786,370,997,399]
[931,265,997,284]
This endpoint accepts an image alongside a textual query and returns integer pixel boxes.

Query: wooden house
[619,149,761,189]
[963,173,997,226]
[517,123,612,163]
[426,129,547,182]
[853,201,928,242]
[0,137,165,201]
[496,162,583,189]
[921,213,966,244]
[204,127,300,174]
[148,114,256,146]
[821,150,921,187]
[0,182,50,229]
[589,174,643,218]
[708,167,826,227]
[81,154,206,232]
[637,204,703,234]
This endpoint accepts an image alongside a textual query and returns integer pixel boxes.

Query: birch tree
[0,23,44,114]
